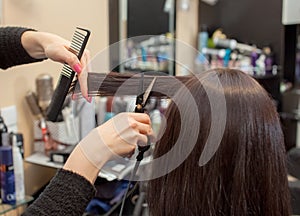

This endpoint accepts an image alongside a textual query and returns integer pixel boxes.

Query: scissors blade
[142,77,156,106]
[135,73,144,105]
[137,73,144,96]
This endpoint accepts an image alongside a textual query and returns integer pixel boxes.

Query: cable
[118,145,149,216]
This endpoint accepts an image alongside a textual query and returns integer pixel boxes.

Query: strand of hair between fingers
[70,72,192,98]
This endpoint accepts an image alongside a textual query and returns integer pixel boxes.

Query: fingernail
[73,63,82,74]
[71,94,77,100]
[86,96,92,103]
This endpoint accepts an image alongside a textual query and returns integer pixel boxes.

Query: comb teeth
[70,28,90,60]
[61,64,73,78]
[70,31,85,52]
[61,28,90,78]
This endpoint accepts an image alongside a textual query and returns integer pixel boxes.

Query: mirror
[109,0,176,75]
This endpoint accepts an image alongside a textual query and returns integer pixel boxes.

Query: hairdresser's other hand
[21,31,91,101]
[63,112,153,183]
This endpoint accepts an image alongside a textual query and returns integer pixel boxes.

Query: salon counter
[25,152,150,182]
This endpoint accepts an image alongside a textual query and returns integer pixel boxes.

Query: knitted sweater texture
[0,27,43,69]
[22,169,96,216]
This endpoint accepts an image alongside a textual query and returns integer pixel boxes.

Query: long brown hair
[147,68,291,215]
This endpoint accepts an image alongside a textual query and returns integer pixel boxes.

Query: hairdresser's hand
[96,112,153,157]
[21,31,91,101]
[63,112,153,183]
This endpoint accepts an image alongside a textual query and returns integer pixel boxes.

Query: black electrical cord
[118,144,150,216]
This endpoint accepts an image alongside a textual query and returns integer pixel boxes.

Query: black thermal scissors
[119,73,156,215]
[135,73,156,160]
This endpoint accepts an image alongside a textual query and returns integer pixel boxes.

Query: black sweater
[1,27,96,215]
[0,27,45,69]
[22,169,96,216]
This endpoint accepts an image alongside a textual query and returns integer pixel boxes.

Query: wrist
[21,31,63,60]
[77,128,116,168]
[63,145,105,184]
[21,31,46,59]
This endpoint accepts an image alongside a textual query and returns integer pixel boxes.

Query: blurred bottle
[12,135,25,202]
[263,46,274,74]
[40,118,53,155]
[150,109,162,137]
[14,133,24,159]
[0,116,9,201]
[0,116,8,146]
[104,96,115,122]
[96,97,107,126]
[0,146,16,205]
[198,24,209,53]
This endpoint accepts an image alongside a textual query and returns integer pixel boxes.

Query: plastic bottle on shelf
[1,132,10,147]
[96,97,107,126]
[263,46,274,74]
[40,118,51,154]
[198,24,209,53]
[104,96,115,122]
[0,146,16,205]
[0,116,8,202]
[15,133,24,159]
[0,116,8,146]
[150,109,162,137]
[12,135,25,202]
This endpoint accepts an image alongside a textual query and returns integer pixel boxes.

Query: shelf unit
[0,196,33,215]
[25,152,150,182]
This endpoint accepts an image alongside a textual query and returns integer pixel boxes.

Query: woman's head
[147,68,290,215]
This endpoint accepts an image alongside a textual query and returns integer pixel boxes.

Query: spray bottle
[12,134,25,202]
[0,146,16,205]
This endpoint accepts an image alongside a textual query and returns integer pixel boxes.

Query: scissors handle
[135,104,144,113]
[135,100,150,161]
[136,145,150,161]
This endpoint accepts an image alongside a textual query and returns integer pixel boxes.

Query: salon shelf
[0,195,33,215]
[25,153,64,169]
[25,153,118,179]
[25,152,150,182]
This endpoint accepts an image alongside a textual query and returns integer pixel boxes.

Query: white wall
[282,0,300,25]
[0,0,109,195]
[176,0,199,75]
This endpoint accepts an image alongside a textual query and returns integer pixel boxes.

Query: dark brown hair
[147,68,291,215]
[71,71,190,98]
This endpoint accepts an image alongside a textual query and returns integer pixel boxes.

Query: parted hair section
[147,68,291,216]
[70,71,191,98]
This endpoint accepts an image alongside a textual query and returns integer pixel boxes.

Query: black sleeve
[0,27,44,69]
[22,169,96,216]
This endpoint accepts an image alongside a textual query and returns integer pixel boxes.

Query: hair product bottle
[198,24,209,53]
[12,135,25,202]
[0,146,16,205]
